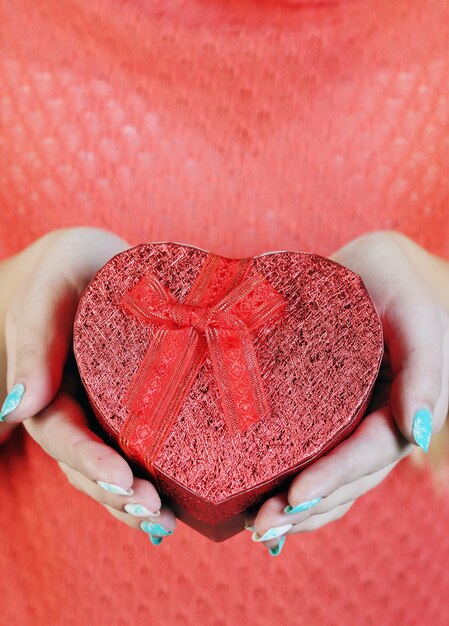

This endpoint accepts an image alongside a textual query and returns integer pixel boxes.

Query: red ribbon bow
[118,253,286,477]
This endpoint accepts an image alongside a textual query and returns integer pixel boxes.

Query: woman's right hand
[0,228,176,544]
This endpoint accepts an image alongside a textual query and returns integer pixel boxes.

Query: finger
[246,407,408,533]
[287,499,357,534]
[251,460,401,542]
[59,464,162,518]
[0,228,129,423]
[256,500,357,555]
[385,291,449,453]
[102,503,176,543]
[284,405,413,515]
[292,460,400,520]
[24,392,138,496]
[329,231,449,454]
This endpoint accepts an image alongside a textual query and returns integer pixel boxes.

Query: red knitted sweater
[0,1,448,625]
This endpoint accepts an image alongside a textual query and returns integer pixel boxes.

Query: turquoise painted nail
[244,524,256,532]
[269,534,286,557]
[96,481,134,496]
[412,408,433,453]
[124,503,160,517]
[284,497,322,514]
[252,524,292,542]
[149,535,163,546]
[140,521,173,537]
[0,383,25,422]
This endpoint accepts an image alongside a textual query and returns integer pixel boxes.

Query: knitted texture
[0,1,448,260]
[0,0,448,624]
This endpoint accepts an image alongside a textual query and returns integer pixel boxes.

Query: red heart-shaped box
[73,242,383,541]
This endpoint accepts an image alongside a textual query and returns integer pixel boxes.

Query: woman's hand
[246,231,449,556]
[0,228,176,544]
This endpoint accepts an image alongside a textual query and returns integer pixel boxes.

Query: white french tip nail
[124,503,160,517]
[96,481,134,496]
[251,524,292,542]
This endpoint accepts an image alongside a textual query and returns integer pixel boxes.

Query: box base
[168,498,248,542]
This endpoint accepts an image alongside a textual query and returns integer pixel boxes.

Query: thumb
[0,228,130,423]
[385,289,449,454]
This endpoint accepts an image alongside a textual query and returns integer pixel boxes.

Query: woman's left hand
[246,231,449,556]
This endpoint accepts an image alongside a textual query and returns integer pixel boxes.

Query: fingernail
[251,524,292,542]
[244,524,256,532]
[140,521,173,537]
[96,481,134,496]
[0,383,25,422]
[149,535,163,546]
[412,408,433,453]
[269,534,286,557]
[124,503,160,517]
[284,497,322,514]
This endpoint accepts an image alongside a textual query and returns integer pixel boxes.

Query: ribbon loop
[119,253,287,475]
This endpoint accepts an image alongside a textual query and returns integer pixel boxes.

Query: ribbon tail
[119,327,208,476]
[206,325,271,434]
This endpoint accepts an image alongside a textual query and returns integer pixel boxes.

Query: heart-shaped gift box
[73,242,383,541]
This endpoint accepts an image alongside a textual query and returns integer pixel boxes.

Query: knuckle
[69,438,101,476]
[36,228,71,248]
[355,230,401,253]
[44,228,81,254]
[34,414,63,456]
[332,449,357,485]
[7,292,58,349]
[49,227,107,257]
[15,341,41,366]
[5,294,25,328]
